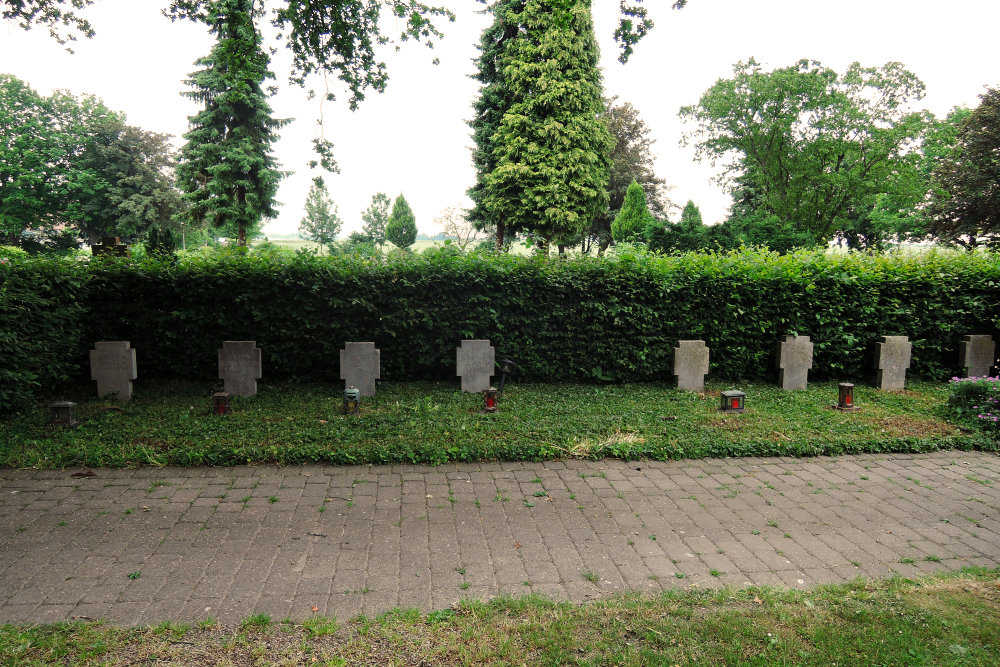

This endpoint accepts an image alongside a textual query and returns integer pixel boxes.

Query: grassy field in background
[1,380,988,469]
[2,568,998,665]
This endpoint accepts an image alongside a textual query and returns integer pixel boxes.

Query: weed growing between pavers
[2,569,999,665]
[0,380,993,469]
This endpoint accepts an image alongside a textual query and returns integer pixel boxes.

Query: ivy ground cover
[0,380,989,469]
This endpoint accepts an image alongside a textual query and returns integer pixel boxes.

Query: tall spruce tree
[385,193,417,250]
[471,0,611,252]
[611,180,653,242]
[176,0,288,247]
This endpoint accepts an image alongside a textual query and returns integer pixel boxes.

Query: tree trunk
[597,237,613,256]
[494,220,505,253]
[238,224,247,247]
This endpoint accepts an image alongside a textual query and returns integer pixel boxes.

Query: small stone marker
[90,236,128,257]
[776,335,813,390]
[456,339,495,393]
[959,335,996,378]
[218,341,262,397]
[673,340,710,391]
[89,341,137,401]
[340,342,380,396]
[874,335,911,391]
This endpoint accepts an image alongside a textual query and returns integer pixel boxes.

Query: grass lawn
[2,568,998,665]
[0,380,989,468]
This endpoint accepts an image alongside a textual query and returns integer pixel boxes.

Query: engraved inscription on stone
[874,335,911,391]
[89,341,137,401]
[777,335,813,391]
[340,342,381,396]
[218,341,262,397]
[456,339,495,393]
[959,335,996,378]
[673,340,710,392]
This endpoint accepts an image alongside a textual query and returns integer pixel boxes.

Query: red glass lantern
[483,387,499,413]
[837,383,859,411]
[720,390,746,413]
[213,391,232,415]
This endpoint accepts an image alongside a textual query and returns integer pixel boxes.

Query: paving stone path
[1,451,999,627]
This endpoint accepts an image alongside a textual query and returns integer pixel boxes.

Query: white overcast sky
[2,0,998,236]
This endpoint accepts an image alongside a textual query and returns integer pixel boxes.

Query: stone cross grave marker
[340,342,380,396]
[218,341,262,397]
[89,341,137,401]
[959,335,996,378]
[777,334,813,391]
[456,339,495,393]
[673,340,710,391]
[874,335,911,390]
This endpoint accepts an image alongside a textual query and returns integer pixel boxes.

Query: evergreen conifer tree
[298,177,342,254]
[611,180,653,242]
[471,0,611,251]
[176,0,289,247]
[385,194,417,250]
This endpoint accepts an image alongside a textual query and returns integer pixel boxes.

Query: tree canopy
[360,192,391,248]
[385,193,417,250]
[298,177,342,254]
[929,88,1000,248]
[175,0,289,247]
[681,58,929,248]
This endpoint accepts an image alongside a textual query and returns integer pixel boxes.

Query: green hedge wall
[3,246,999,412]
[0,256,87,411]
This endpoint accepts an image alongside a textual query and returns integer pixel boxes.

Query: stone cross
[456,339,495,393]
[874,335,911,391]
[340,342,380,396]
[959,335,996,378]
[673,340,710,391]
[89,341,137,401]
[776,334,813,391]
[218,341,262,397]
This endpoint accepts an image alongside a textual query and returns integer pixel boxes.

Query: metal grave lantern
[498,358,519,394]
[49,401,79,427]
[343,386,361,415]
[720,390,746,413]
[482,386,499,413]
[837,383,859,411]
[212,391,232,415]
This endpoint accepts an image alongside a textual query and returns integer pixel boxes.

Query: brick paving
[1,450,998,627]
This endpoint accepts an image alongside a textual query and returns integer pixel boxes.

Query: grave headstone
[218,341,262,397]
[89,341,137,401]
[959,335,996,378]
[90,236,128,257]
[874,335,911,391]
[776,335,813,390]
[456,339,495,393]
[673,340,710,391]
[340,342,380,396]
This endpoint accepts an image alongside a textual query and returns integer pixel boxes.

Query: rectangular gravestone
[218,341,262,397]
[456,339,495,393]
[874,335,911,390]
[340,342,380,396]
[959,335,996,378]
[776,334,813,390]
[89,341,137,401]
[673,340,709,391]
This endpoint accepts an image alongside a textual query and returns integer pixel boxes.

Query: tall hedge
[0,256,87,411]
[2,246,999,413]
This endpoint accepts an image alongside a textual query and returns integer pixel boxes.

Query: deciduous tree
[681,58,929,246]
[360,192,391,248]
[929,88,1000,248]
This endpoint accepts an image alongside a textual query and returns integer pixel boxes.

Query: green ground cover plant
[0,380,990,469]
[948,376,1000,440]
[1,568,998,665]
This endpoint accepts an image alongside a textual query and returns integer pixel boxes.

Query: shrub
[947,376,1000,438]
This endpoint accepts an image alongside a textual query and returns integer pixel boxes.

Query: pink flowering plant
[948,375,1000,438]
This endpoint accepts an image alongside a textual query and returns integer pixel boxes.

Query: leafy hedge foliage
[0,255,87,411]
[2,246,999,412]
